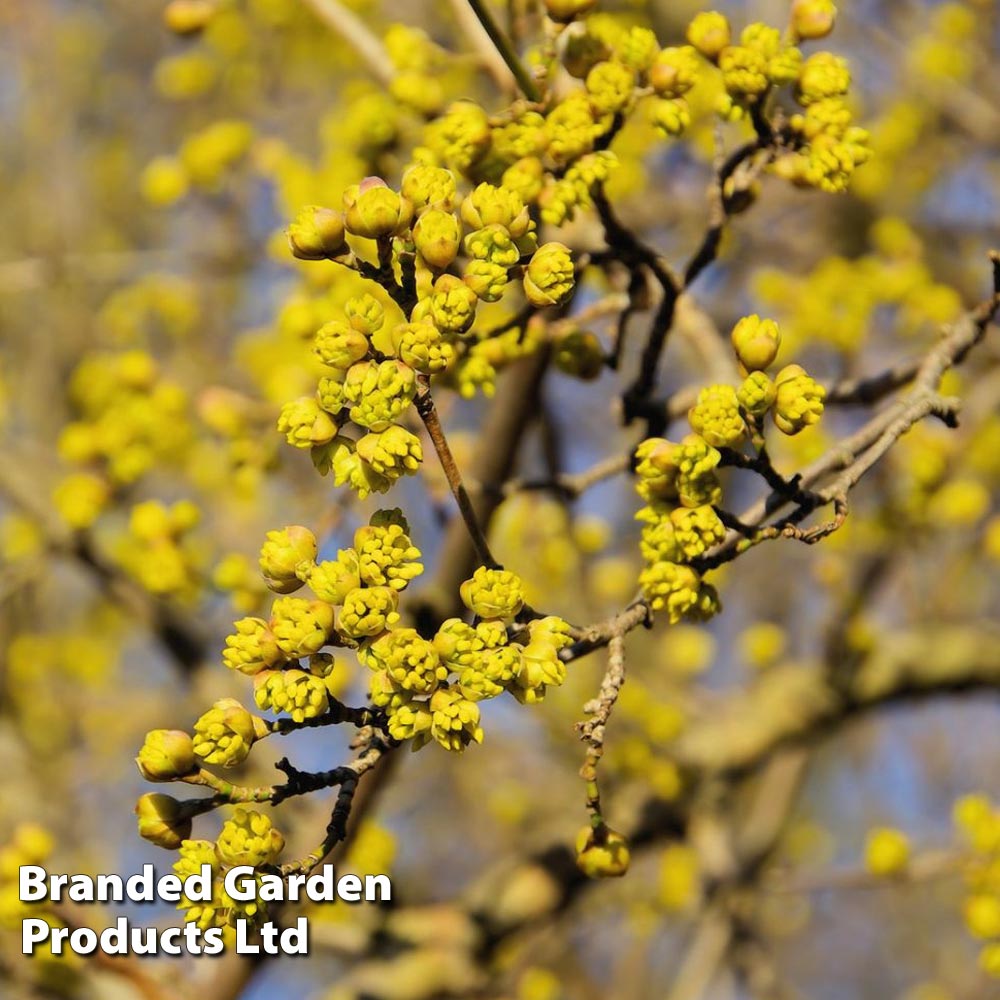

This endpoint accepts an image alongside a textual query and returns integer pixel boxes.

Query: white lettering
[338,873,362,902]
[18,866,48,902]
[21,918,50,954]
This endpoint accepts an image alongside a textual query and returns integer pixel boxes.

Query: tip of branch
[989,249,1000,296]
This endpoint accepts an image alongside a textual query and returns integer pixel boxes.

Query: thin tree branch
[465,0,541,102]
[447,0,517,93]
[300,0,395,87]
[415,383,499,569]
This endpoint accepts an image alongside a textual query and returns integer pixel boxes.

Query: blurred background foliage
[1,1,999,999]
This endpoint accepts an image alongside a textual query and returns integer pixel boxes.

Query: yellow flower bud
[343,177,413,239]
[460,566,525,619]
[430,274,478,334]
[501,157,545,203]
[53,472,109,530]
[254,667,330,721]
[719,45,769,97]
[523,242,575,308]
[141,156,189,206]
[553,329,605,380]
[585,59,636,115]
[864,827,910,877]
[428,686,483,751]
[639,561,704,622]
[135,794,192,850]
[401,163,457,211]
[391,321,454,374]
[223,618,283,675]
[686,11,731,60]
[259,525,318,593]
[791,0,837,41]
[412,209,461,270]
[737,371,776,417]
[216,808,284,867]
[796,52,850,105]
[163,0,214,36]
[136,729,196,782]
[306,550,362,604]
[967,895,1000,940]
[314,320,370,370]
[464,261,509,303]
[688,385,747,449]
[575,825,631,878]
[635,437,680,501]
[339,585,400,638]
[287,206,348,260]
[731,314,781,371]
[650,46,701,98]
[345,293,385,336]
[277,396,339,448]
[543,0,597,24]
[428,101,492,172]
[651,98,691,137]
[980,943,1000,978]
[10,824,55,865]
[270,597,336,656]
[738,622,786,669]
[773,364,825,435]
[192,698,266,767]
[461,183,533,238]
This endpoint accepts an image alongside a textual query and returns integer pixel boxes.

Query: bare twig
[577,633,626,822]
[465,0,541,101]
[501,451,631,500]
[415,383,499,569]
[699,259,1000,567]
[766,848,963,895]
[300,0,395,87]
[447,0,517,93]
[276,734,390,871]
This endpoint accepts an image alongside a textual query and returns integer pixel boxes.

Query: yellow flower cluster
[776,53,871,192]
[728,314,825,435]
[0,824,56,930]
[754,218,964,353]
[117,0,917,936]
[142,119,254,205]
[410,24,672,219]
[132,506,423,857]
[284,167,577,427]
[954,795,1000,977]
[364,566,571,750]
[219,509,422,721]
[575,825,631,878]
[192,698,268,768]
[633,436,721,623]
[54,350,192,528]
[135,514,568,766]
[173,810,282,932]
[114,499,204,600]
[632,314,825,619]
[616,5,870,194]
[864,826,910,876]
[276,284,424,497]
